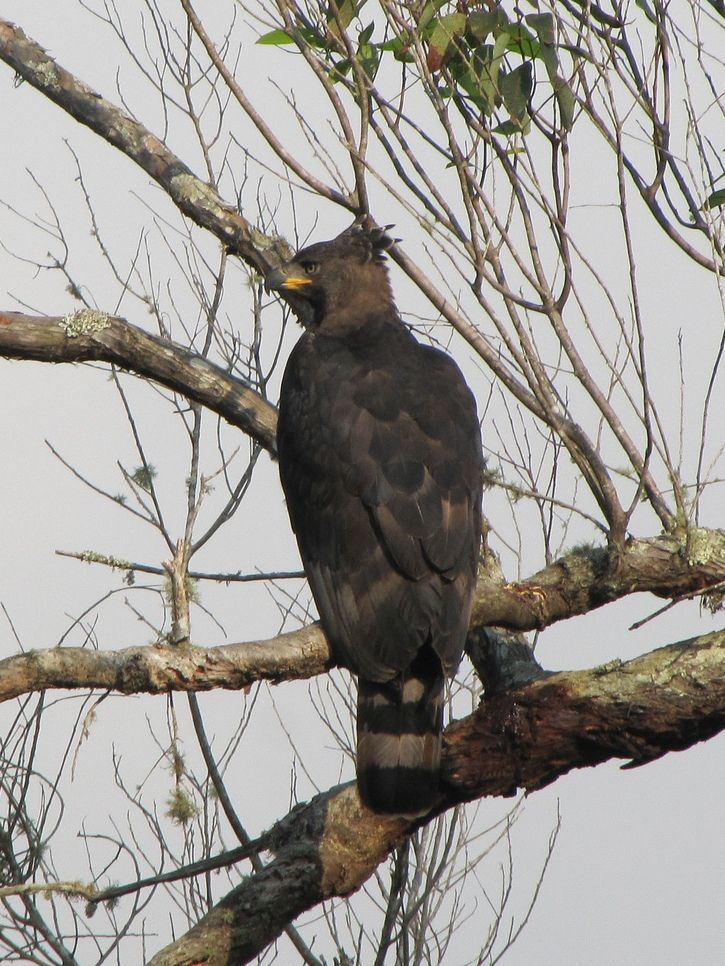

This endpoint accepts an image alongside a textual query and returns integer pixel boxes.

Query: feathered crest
[330,216,397,263]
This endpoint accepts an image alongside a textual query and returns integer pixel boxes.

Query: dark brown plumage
[268,220,482,816]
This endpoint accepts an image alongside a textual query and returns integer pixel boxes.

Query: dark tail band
[356,649,444,817]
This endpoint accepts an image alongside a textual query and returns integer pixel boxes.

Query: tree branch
[0,19,285,274]
[3,310,725,624]
[1,532,723,704]
[473,531,725,631]
[0,625,328,704]
[444,628,725,797]
[148,784,407,966]
[0,310,277,452]
[147,626,725,965]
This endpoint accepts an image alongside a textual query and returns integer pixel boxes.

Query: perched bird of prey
[267,220,482,816]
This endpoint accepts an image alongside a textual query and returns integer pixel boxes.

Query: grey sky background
[1,2,724,963]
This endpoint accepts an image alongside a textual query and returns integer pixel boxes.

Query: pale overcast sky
[1,3,724,964]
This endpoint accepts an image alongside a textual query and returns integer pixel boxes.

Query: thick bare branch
[473,531,725,630]
[0,19,283,274]
[0,310,277,452]
[0,626,328,704]
[444,627,725,798]
[1,4,723,964]
[148,626,725,965]
[1,532,723,704]
[148,785,407,966]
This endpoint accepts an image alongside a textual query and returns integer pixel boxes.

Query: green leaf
[255,26,324,48]
[377,36,414,61]
[358,42,380,79]
[461,45,498,114]
[536,42,560,80]
[327,0,367,38]
[524,13,576,131]
[458,76,491,112]
[418,0,450,33]
[493,119,529,136]
[462,29,507,105]
[505,24,540,59]
[427,12,467,71]
[554,79,576,130]
[525,13,555,46]
[491,28,510,69]
[256,28,295,46]
[468,9,509,41]
[328,57,352,83]
[492,121,521,137]
[501,62,533,120]
[359,21,374,45]
[703,188,725,210]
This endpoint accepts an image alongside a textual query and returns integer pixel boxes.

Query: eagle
[267,220,482,816]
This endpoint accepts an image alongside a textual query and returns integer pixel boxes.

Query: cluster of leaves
[258,1,576,136]
[416,3,576,134]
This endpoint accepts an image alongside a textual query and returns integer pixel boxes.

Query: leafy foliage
[257,1,577,136]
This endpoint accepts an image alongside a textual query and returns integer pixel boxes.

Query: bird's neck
[316,302,398,336]
[315,263,397,335]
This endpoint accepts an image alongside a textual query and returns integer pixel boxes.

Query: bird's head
[265,219,397,330]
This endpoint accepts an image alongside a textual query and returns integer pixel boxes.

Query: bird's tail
[356,647,444,817]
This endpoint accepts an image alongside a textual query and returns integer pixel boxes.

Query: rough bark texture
[444,628,725,799]
[1,309,722,966]
[2,17,724,966]
[0,627,329,704]
[148,787,407,966]
[472,532,725,631]
[0,311,277,451]
[0,531,723,705]
[146,627,725,965]
[0,20,287,276]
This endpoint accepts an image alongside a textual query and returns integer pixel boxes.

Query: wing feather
[274,231,482,815]
[278,325,482,683]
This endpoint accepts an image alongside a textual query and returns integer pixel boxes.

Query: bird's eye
[303,262,320,276]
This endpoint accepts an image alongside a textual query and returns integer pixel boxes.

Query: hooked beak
[265,267,313,293]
